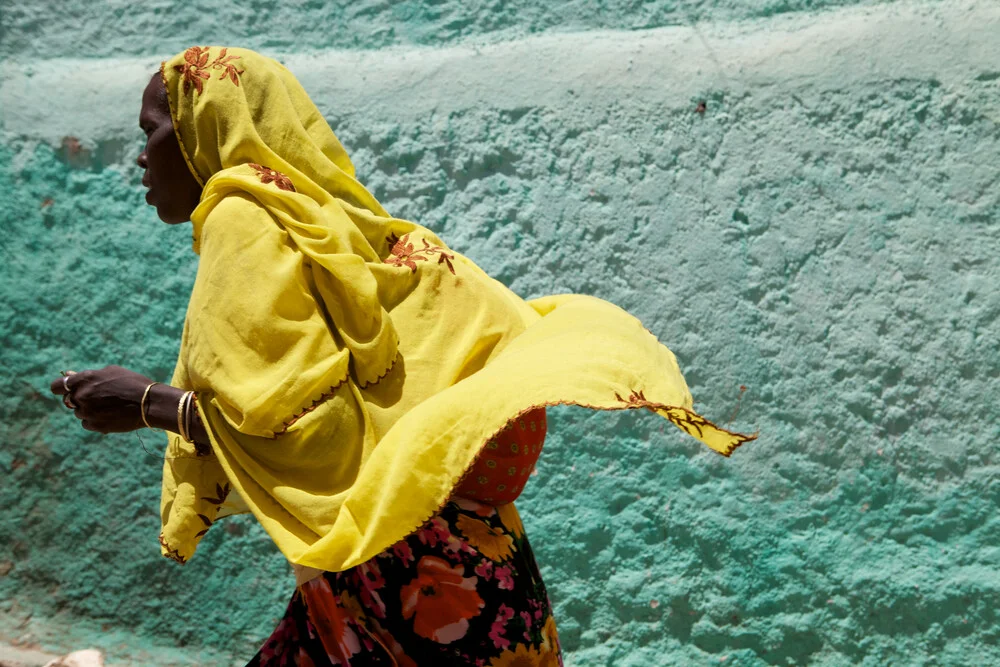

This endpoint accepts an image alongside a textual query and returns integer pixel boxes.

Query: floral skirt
[248,499,562,666]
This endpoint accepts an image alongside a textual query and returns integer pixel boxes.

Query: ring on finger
[61,375,79,409]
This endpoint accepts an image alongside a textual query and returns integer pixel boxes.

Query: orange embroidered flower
[496,503,525,538]
[384,233,456,274]
[455,513,514,561]
[174,46,212,95]
[173,46,244,95]
[209,47,244,85]
[400,555,484,643]
[488,643,555,667]
[249,163,296,192]
[614,389,649,408]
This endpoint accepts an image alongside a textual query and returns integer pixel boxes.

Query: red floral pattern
[400,555,484,643]
[173,46,244,95]
[248,502,562,666]
[384,233,456,274]
[614,388,650,408]
[301,578,362,663]
[249,163,296,192]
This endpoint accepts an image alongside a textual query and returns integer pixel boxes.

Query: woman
[50,47,753,666]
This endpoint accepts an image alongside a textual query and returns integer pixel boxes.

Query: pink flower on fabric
[259,616,296,661]
[417,517,451,549]
[474,560,494,581]
[392,541,415,566]
[418,516,476,557]
[489,604,515,651]
[354,561,387,619]
[521,610,534,642]
[494,564,515,591]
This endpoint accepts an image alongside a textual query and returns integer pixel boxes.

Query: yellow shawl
[158,47,755,571]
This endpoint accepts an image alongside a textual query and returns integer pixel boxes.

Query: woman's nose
[136,151,147,168]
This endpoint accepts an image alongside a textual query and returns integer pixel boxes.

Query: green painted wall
[2,0,998,664]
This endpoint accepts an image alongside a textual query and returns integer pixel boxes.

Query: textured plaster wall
[2,0,999,665]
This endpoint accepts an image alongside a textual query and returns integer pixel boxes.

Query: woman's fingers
[51,366,150,435]
[50,370,79,395]
[50,376,69,395]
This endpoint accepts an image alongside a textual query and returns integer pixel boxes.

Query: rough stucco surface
[2,0,999,664]
[0,0,939,59]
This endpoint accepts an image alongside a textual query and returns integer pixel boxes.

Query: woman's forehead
[140,73,169,118]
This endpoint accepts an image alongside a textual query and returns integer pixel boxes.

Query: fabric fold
[157,46,756,569]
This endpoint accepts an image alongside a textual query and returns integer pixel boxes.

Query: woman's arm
[50,365,209,446]
[144,381,209,446]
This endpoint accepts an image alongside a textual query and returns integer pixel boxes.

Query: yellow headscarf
[158,47,755,571]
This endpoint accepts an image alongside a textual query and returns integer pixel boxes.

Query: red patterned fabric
[454,408,547,505]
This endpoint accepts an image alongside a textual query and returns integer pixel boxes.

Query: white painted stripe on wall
[1,0,997,147]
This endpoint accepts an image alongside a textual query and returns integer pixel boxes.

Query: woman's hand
[50,365,153,434]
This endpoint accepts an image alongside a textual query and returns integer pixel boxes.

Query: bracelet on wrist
[140,382,159,429]
[184,391,197,444]
[177,390,194,443]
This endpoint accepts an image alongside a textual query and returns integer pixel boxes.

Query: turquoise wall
[2,0,999,664]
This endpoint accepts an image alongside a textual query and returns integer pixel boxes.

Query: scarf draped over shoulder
[157,47,756,571]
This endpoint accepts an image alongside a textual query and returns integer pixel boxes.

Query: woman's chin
[152,202,187,225]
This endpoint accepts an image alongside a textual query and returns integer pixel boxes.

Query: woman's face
[137,73,202,224]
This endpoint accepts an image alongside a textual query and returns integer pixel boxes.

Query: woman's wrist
[144,383,209,445]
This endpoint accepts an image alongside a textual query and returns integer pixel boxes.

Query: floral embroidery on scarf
[614,389,650,408]
[195,512,213,538]
[201,481,231,506]
[384,233,456,275]
[661,408,722,442]
[615,390,749,456]
[616,388,707,432]
[174,46,244,95]
[249,163,296,192]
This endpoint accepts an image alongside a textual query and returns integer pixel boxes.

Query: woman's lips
[145,189,153,204]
